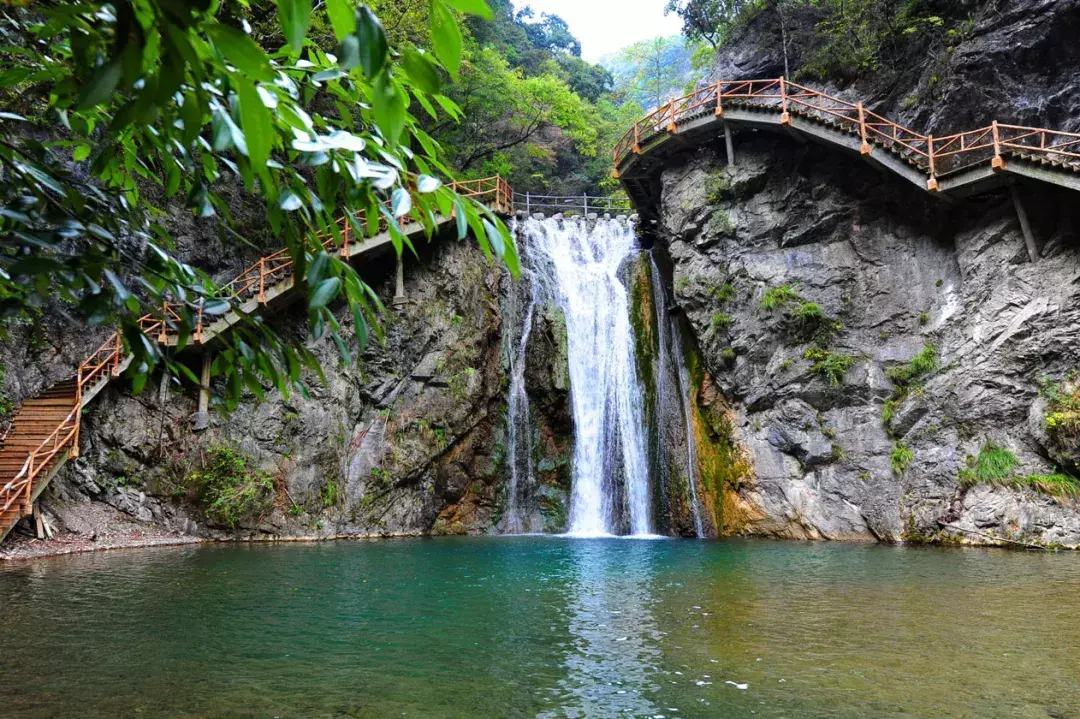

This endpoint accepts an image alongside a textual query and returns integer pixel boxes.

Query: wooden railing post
[195,299,204,344]
[341,218,351,259]
[991,120,1005,170]
[257,258,266,303]
[714,81,724,117]
[779,77,791,125]
[158,301,168,343]
[113,332,122,374]
[24,456,34,506]
[927,135,938,191]
[858,102,871,155]
[633,123,641,154]
[666,99,677,134]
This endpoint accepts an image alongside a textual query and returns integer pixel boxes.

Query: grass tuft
[891,441,914,476]
[958,441,1017,488]
[760,285,799,311]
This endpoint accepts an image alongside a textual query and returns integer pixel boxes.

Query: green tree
[0,0,515,407]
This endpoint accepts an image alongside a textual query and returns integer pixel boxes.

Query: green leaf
[277,0,312,54]
[72,144,91,162]
[417,175,441,193]
[205,25,274,82]
[236,78,273,178]
[326,0,356,40]
[443,0,493,19]
[429,0,462,77]
[391,187,412,217]
[310,277,341,309]
[372,73,405,147]
[77,58,123,110]
[401,48,441,94]
[354,5,388,79]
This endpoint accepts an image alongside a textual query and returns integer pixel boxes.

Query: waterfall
[647,253,673,525]
[501,268,538,534]
[523,217,653,537]
[671,320,705,538]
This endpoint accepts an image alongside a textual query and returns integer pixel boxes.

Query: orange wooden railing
[0,176,514,533]
[614,78,1080,190]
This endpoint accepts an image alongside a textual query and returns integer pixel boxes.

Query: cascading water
[671,320,705,538]
[500,268,538,534]
[523,217,653,537]
[648,253,705,539]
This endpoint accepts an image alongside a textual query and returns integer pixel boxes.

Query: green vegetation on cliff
[186,442,275,527]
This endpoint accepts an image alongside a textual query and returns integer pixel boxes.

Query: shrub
[887,344,938,385]
[958,442,1018,488]
[760,285,799,311]
[712,313,734,330]
[1042,377,1080,443]
[804,348,855,387]
[709,282,736,304]
[918,311,930,326]
[186,443,275,527]
[720,348,737,364]
[704,170,732,203]
[891,441,914,476]
[793,301,825,326]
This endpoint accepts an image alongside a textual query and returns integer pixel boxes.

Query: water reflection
[542,539,664,718]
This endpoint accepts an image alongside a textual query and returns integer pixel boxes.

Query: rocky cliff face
[3,233,574,551]
[658,134,1080,546]
[710,0,1080,137]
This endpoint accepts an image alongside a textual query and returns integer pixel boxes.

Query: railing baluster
[258,258,266,303]
[927,135,938,191]
[992,120,1004,170]
[858,102,870,155]
[779,77,790,125]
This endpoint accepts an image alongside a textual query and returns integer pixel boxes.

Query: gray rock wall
[657,135,1080,546]
[13,234,575,545]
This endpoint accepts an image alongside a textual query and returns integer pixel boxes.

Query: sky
[515,0,683,62]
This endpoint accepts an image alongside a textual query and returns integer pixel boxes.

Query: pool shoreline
[2,522,1069,563]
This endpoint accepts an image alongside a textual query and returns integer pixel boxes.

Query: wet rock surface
[657,134,1080,547]
[1,235,575,549]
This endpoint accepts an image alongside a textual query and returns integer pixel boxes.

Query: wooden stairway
[0,175,516,547]
[0,379,79,542]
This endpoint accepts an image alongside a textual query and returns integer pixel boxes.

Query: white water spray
[501,269,538,534]
[671,320,705,538]
[523,217,653,537]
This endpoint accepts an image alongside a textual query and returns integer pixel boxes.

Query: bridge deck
[616,78,1080,208]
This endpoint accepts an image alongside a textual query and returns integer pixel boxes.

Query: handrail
[614,78,1080,189]
[1,175,515,534]
[514,193,632,216]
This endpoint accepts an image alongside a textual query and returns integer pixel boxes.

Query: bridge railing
[515,193,633,216]
[0,175,518,531]
[614,77,1080,188]
[132,175,515,347]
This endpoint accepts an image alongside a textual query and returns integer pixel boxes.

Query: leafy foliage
[887,344,937,385]
[804,347,855,387]
[890,440,913,476]
[0,0,514,407]
[760,284,799,311]
[186,442,275,526]
[665,0,759,49]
